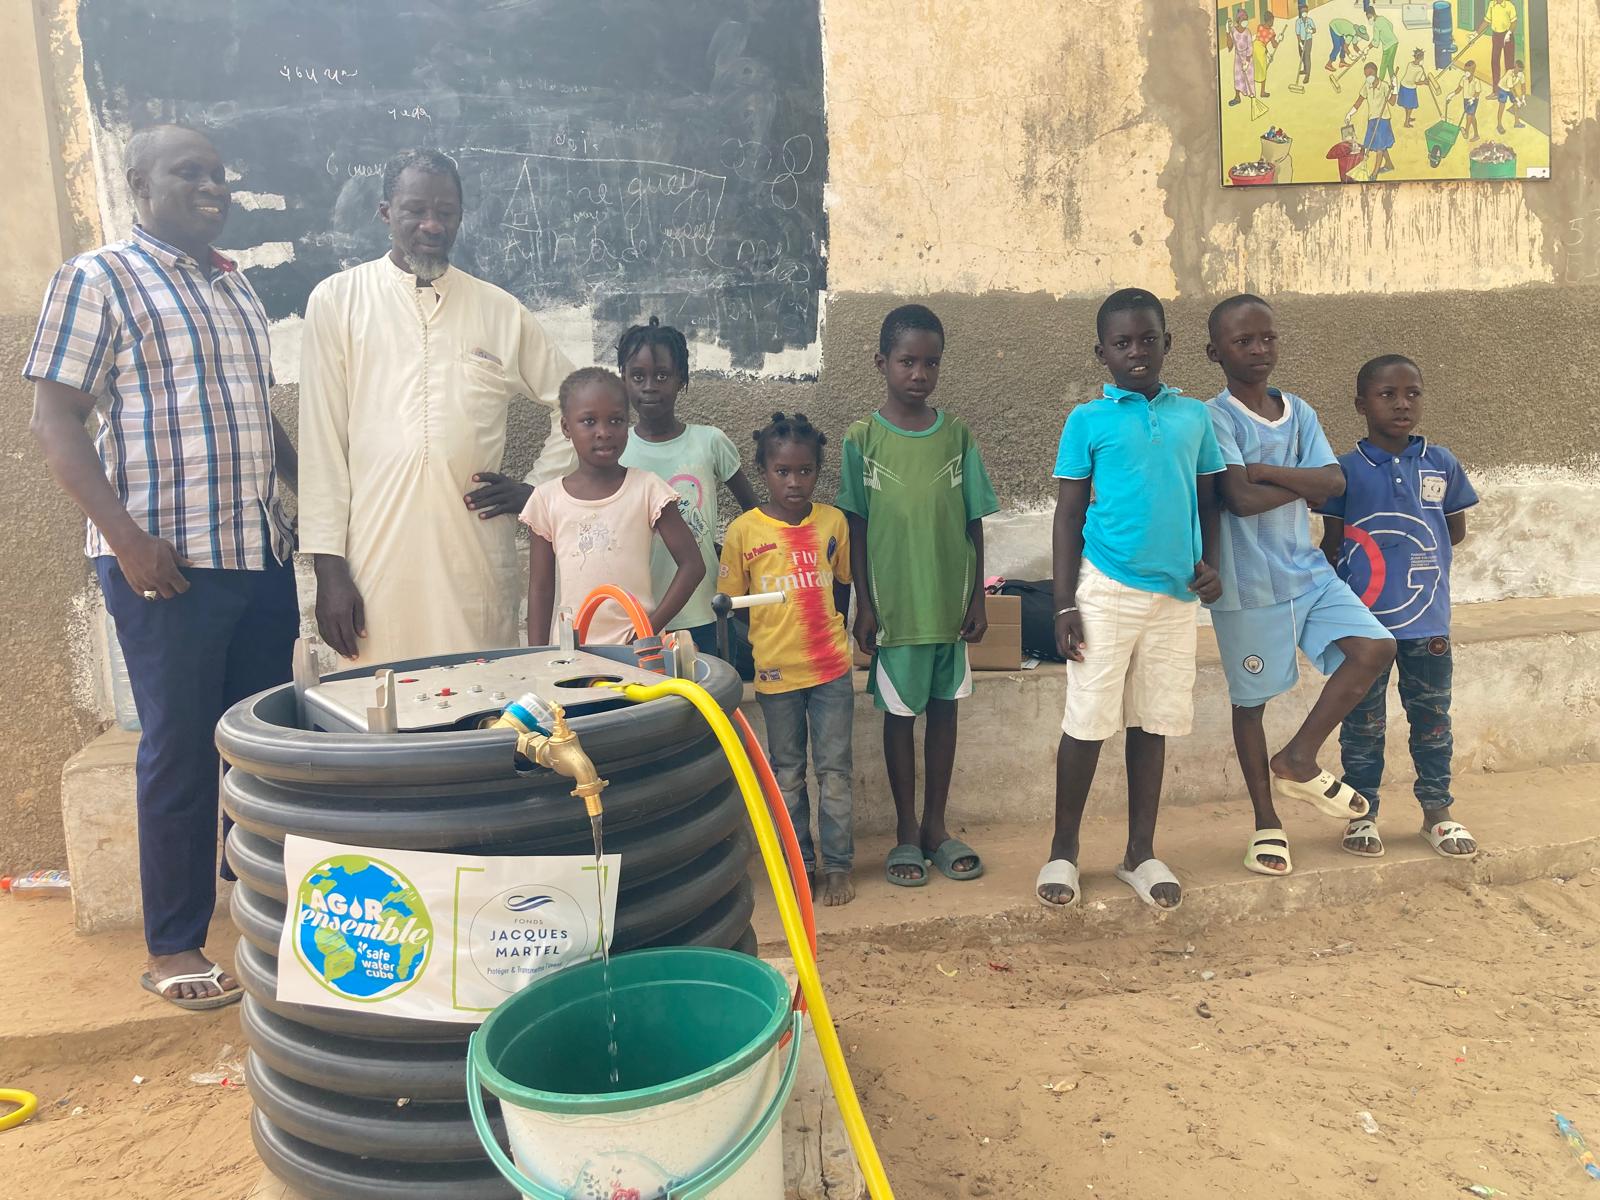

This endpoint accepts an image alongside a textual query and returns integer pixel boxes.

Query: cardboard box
[851,594,1023,672]
[967,594,1022,671]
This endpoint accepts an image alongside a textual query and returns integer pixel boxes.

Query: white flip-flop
[1422,819,1479,860]
[1271,768,1370,820]
[1114,858,1183,910]
[1245,828,1293,876]
[1342,818,1385,858]
[1036,859,1081,908]
[139,963,242,1011]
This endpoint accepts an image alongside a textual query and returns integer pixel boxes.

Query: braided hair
[616,316,690,386]
[752,411,827,470]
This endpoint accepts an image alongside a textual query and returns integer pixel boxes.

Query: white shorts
[1062,561,1199,741]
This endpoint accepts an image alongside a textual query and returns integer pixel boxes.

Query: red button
[439,687,454,696]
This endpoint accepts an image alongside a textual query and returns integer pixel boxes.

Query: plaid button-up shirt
[24,226,292,569]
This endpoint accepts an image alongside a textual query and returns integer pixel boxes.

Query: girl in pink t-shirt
[520,368,705,644]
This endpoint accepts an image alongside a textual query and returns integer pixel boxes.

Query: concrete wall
[3,0,1598,871]
[0,0,103,875]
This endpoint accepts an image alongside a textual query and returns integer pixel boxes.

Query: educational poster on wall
[1217,1,1551,185]
[277,835,620,1023]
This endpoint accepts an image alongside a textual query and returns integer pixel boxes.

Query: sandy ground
[7,867,1600,1199]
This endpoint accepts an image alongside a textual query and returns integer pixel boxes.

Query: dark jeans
[1298,37,1313,81]
[98,555,299,957]
[757,672,855,872]
[1339,635,1453,818]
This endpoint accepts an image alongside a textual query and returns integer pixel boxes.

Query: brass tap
[515,702,607,817]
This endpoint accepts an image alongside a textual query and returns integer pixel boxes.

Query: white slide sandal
[1245,829,1293,876]
[1114,858,1183,910]
[1036,859,1081,908]
[1422,820,1479,860]
[1341,818,1385,858]
[1272,769,1371,820]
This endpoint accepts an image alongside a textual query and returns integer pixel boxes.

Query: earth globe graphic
[296,855,431,1000]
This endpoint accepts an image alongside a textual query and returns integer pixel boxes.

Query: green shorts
[867,642,973,716]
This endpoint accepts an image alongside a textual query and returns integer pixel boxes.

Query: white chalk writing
[280,65,359,85]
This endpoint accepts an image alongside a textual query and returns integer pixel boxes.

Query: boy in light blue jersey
[1204,295,1394,877]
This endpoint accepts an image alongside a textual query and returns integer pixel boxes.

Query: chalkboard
[78,0,828,372]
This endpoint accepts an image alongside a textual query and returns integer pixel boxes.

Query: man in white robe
[299,149,576,666]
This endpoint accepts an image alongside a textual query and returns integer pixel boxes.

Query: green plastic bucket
[468,947,800,1200]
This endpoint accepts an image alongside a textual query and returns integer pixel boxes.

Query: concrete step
[738,595,1600,834]
[59,596,1599,934]
[750,762,1600,952]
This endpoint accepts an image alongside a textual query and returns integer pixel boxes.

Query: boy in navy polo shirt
[1320,354,1480,860]
[1205,295,1395,878]
[1037,289,1224,912]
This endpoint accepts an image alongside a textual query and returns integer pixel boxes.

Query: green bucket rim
[471,946,792,1115]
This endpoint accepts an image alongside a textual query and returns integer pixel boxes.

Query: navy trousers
[98,555,299,957]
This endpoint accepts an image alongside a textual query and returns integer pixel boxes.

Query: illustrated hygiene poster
[276,835,620,1022]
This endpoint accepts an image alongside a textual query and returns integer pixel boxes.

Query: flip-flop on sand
[140,963,242,1012]
[1115,858,1182,910]
[1036,859,1081,908]
[1272,769,1370,820]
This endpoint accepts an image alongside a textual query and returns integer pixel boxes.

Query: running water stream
[590,811,621,1088]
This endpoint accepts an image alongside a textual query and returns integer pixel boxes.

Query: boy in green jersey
[838,304,1000,888]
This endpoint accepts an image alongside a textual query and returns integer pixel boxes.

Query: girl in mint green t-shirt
[616,319,758,654]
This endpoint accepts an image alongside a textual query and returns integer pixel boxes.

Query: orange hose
[572,585,653,644]
[735,710,817,958]
[575,585,818,1015]
[736,709,817,1024]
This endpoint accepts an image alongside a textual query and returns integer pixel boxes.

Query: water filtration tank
[216,644,755,1200]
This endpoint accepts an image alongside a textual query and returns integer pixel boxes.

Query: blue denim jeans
[1340,636,1454,817]
[98,556,299,956]
[757,671,855,872]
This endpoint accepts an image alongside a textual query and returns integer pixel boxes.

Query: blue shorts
[1210,575,1392,707]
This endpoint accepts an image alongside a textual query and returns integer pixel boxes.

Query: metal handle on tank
[710,590,786,662]
[465,1010,803,1200]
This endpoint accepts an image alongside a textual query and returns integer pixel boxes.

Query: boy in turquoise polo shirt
[838,304,1000,889]
[1037,289,1225,912]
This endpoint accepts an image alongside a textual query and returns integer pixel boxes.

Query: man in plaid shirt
[26,125,298,1010]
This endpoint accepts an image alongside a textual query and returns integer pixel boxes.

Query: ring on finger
[141,589,159,601]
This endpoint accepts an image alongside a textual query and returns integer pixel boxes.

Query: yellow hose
[0,1088,38,1133]
[610,679,895,1200]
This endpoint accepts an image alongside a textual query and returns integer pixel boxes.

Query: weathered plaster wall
[0,0,100,875]
[817,0,1600,590]
[825,0,1599,299]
